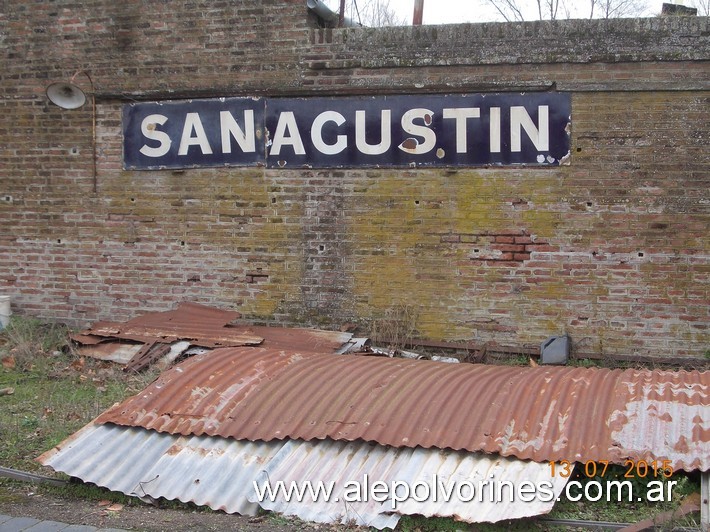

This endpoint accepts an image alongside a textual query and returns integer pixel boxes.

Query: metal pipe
[413,0,424,25]
[338,0,346,26]
[0,466,69,487]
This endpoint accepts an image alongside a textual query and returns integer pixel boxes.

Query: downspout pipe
[307,0,360,27]
[413,0,424,25]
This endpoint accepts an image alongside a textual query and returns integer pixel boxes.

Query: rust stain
[692,424,710,442]
[166,443,183,456]
[400,138,418,151]
[674,435,690,454]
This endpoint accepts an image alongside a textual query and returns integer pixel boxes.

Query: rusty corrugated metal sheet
[77,302,263,348]
[76,342,144,364]
[74,302,356,353]
[96,347,710,471]
[243,325,356,353]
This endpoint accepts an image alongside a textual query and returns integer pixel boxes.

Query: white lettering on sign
[511,105,548,152]
[270,111,305,156]
[138,106,551,159]
[220,110,256,154]
[178,112,212,155]
[399,108,436,154]
[490,107,501,153]
[139,114,172,157]
[443,108,481,154]
[311,111,347,155]
[126,95,568,169]
[355,109,391,155]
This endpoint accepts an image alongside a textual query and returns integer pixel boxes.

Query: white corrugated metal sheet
[251,439,569,527]
[251,439,401,529]
[38,422,285,515]
[39,423,569,529]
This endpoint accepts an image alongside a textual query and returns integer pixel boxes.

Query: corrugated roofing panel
[39,423,567,528]
[251,439,568,528]
[75,302,262,347]
[243,325,355,353]
[251,439,400,529]
[96,348,710,471]
[38,422,285,515]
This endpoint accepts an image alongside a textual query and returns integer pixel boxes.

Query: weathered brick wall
[1,2,708,357]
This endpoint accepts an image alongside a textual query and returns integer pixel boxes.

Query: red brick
[0,6,706,360]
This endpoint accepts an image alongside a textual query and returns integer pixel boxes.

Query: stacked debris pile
[39,343,709,529]
[71,302,365,371]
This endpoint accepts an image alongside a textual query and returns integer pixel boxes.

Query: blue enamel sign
[123,93,571,170]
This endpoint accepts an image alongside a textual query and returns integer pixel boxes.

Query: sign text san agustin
[123,93,571,170]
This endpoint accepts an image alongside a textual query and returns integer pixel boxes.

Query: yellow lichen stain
[448,170,562,239]
[228,169,304,317]
[103,168,303,316]
[350,169,566,340]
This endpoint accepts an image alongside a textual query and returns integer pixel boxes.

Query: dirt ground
[0,482,331,531]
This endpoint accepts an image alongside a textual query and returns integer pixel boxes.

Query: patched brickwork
[0,3,708,357]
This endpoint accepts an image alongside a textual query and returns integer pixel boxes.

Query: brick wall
[1,2,708,357]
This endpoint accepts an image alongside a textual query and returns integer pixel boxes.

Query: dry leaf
[106,503,123,512]
[70,357,85,371]
[0,387,14,396]
[97,499,111,507]
[529,357,539,368]
[1,355,16,369]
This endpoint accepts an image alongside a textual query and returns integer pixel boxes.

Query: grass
[546,464,701,527]
[0,315,170,513]
[0,315,160,474]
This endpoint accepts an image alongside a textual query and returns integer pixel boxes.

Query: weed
[0,316,159,473]
[1,315,71,371]
[40,482,132,505]
[485,353,530,366]
[548,464,701,525]
[569,357,601,368]
[266,512,307,527]
[369,304,419,355]
[396,515,546,531]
